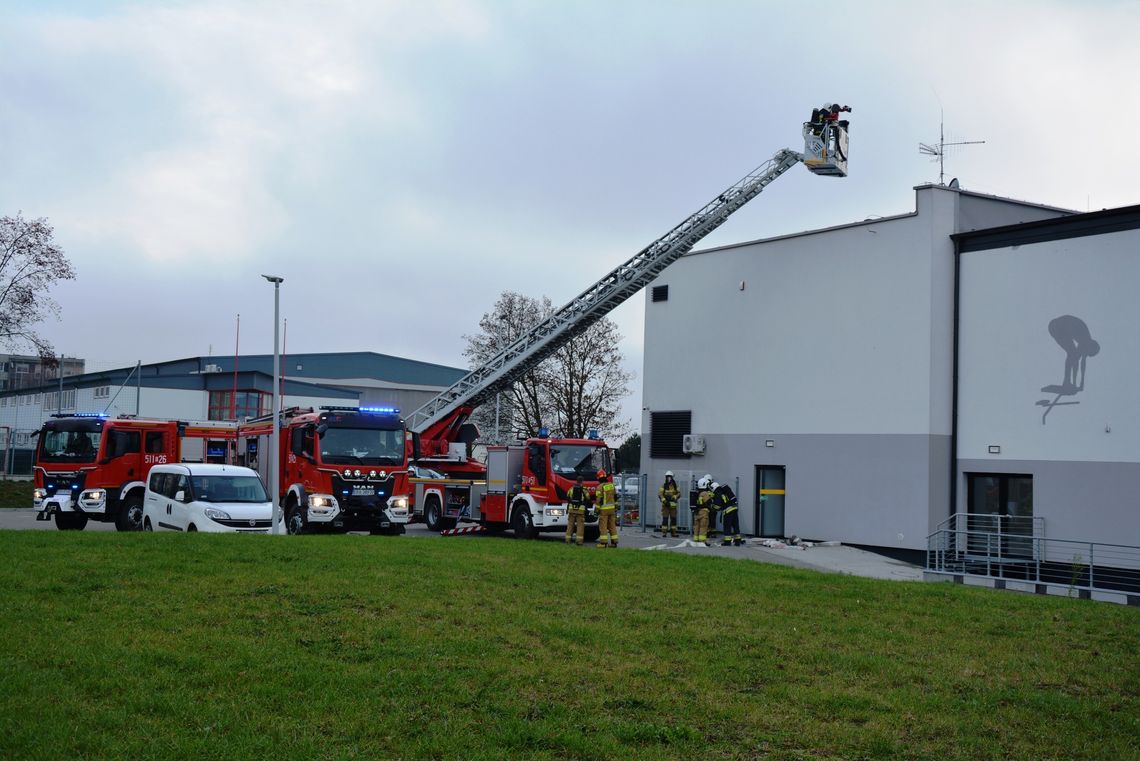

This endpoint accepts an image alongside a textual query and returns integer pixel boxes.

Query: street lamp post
[262,274,284,534]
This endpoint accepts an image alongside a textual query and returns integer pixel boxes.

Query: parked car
[143,463,273,533]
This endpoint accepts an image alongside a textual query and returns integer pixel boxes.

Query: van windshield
[189,475,269,503]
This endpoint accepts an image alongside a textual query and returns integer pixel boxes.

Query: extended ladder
[406,146,811,435]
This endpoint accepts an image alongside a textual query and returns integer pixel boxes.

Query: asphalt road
[0,508,923,581]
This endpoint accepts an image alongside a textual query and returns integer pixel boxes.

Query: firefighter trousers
[565,510,585,544]
[596,508,618,546]
[692,508,709,542]
[660,505,678,535]
[722,508,741,543]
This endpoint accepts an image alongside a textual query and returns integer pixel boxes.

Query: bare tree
[0,214,76,357]
[463,290,632,442]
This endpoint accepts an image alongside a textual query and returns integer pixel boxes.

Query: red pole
[230,313,240,419]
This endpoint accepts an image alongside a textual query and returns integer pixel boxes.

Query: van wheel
[187,524,198,532]
[286,500,307,535]
[144,517,153,532]
[511,503,536,539]
[54,512,88,531]
[115,494,144,532]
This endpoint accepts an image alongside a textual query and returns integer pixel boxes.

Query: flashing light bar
[64,412,108,418]
[319,405,400,415]
[587,429,600,440]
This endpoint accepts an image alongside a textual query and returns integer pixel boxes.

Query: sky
[2,0,1137,432]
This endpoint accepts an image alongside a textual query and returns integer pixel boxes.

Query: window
[108,429,141,458]
[209,390,268,420]
[44,391,57,410]
[526,443,547,485]
[652,285,669,302]
[649,411,691,459]
[94,386,110,399]
[61,389,76,410]
[1,398,6,408]
[145,431,166,454]
[291,426,314,459]
[34,394,41,404]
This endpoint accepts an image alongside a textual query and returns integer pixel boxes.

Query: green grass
[1,533,1136,760]
[0,478,31,507]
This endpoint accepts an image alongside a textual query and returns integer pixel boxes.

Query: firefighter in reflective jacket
[594,470,618,547]
[565,475,590,546]
[713,481,742,546]
[658,471,680,537]
[693,476,714,544]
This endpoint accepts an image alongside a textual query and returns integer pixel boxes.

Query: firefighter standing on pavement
[565,475,590,546]
[693,476,714,544]
[594,470,618,547]
[713,480,743,546]
[658,471,680,537]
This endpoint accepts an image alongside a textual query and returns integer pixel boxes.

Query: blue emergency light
[587,429,600,440]
[72,412,108,418]
[538,427,550,437]
[359,406,399,414]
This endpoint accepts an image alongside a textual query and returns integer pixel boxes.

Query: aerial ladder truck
[403,109,852,538]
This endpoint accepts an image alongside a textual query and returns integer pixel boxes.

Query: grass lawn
[0,478,31,507]
[0,533,1136,760]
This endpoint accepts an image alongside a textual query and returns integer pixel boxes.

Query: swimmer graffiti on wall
[1037,315,1100,424]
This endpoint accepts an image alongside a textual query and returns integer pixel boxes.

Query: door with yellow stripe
[755,465,785,537]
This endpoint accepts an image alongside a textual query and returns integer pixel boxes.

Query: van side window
[170,474,190,500]
[145,431,165,454]
[109,430,141,457]
[149,471,167,494]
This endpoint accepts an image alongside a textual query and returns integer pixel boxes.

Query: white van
[143,463,273,533]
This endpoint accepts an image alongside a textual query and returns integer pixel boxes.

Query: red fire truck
[238,406,411,534]
[33,414,237,531]
[411,429,611,539]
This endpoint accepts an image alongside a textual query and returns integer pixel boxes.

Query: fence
[926,513,1140,596]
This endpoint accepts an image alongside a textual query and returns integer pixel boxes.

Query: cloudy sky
[2,0,1137,429]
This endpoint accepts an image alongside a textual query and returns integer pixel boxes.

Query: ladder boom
[407,147,806,435]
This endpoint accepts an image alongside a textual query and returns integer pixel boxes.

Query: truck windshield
[37,429,101,463]
[189,475,269,503]
[319,427,404,466]
[549,444,610,479]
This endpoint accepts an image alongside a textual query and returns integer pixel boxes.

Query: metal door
[755,465,786,537]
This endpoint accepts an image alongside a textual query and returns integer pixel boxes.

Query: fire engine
[238,406,411,534]
[403,109,851,538]
[33,414,237,531]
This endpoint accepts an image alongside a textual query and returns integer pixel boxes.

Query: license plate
[352,487,375,496]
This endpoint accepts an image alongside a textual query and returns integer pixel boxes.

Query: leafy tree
[614,432,641,473]
[0,214,75,357]
[463,290,632,443]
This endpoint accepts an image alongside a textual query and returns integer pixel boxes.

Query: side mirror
[316,423,328,436]
[174,490,186,502]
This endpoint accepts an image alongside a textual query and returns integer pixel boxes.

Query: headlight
[308,494,336,511]
[204,507,232,521]
[80,489,106,503]
[389,496,408,510]
[34,488,46,500]
[353,469,361,477]
[547,507,565,518]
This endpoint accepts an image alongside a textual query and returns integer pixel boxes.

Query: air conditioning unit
[682,434,706,455]
[202,363,223,373]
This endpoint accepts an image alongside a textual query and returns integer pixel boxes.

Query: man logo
[1036,315,1100,424]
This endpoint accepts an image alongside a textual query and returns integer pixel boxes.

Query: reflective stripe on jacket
[658,482,679,507]
[595,481,617,510]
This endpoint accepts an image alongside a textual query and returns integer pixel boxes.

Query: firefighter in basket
[565,474,590,546]
[593,470,618,548]
[658,471,680,537]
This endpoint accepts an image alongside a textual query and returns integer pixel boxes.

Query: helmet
[664,470,673,477]
[711,481,720,490]
[697,477,710,490]
[703,474,712,484]
[596,469,607,480]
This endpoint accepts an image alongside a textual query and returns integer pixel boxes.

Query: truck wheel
[424,496,444,532]
[54,511,88,531]
[115,494,144,532]
[511,503,536,539]
[286,500,307,535]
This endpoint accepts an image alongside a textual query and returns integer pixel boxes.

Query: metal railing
[927,516,1140,595]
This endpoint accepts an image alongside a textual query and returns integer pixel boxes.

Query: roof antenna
[919,109,985,185]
